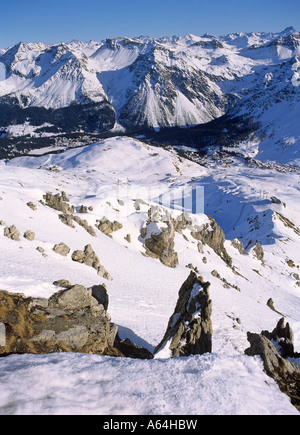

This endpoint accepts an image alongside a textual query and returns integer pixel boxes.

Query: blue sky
[1,0,300,48]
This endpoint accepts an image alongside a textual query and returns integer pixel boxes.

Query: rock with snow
[231,238,244,255]
[253,241,264,262]
[190,217,232,266]
[144,206,179,268]
[155,271,212,358]
[245,320,300,411]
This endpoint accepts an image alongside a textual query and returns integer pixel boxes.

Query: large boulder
[155,271,213,357]
[0,286,116,356]
[0,286,153,359]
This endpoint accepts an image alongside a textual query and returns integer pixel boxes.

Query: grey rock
[58,213,75,228]
[73,215,97,236]
[245,320,300,411]
[95,217,123,236]
[71,245,112,280]
[0,289,151,359]
[55,326,90,351]
[155,271,212,357]
[48,285,98,311]
[191,217,232,266]
[53,279,72,288]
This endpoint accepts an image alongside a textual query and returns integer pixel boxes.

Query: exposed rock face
[245,319,300,411]
[190,217,232,266]
[71,244,112,280]
[0,287,153,359]
[3,225,20,241]
[0,287,116,356]
[143,206,179,268]
[154,271,213,357]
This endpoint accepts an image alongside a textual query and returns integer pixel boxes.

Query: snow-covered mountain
[0,28,300,415]
[0,27,300,166]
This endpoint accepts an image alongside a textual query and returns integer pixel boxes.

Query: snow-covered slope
[0,136,299,414]
[0,353,297,415]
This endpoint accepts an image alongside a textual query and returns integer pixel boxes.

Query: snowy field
[0,353,298,415]
[0,137,299,415]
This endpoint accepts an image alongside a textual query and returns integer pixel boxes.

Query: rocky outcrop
[245,319,300,411]
[190,217,232,266]
[143,206,179,268]
[71,244,112,280]
[0,286,152,359]
[154,271,212,357]
[0,286,117,356]
[43,192,96,237]
[43,191,74,214]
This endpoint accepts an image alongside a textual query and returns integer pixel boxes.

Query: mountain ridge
[0,28,300,166]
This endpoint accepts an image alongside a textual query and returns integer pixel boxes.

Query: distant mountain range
[0,27,300,165]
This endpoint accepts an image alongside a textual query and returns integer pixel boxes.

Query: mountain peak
[280,26,297,35]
